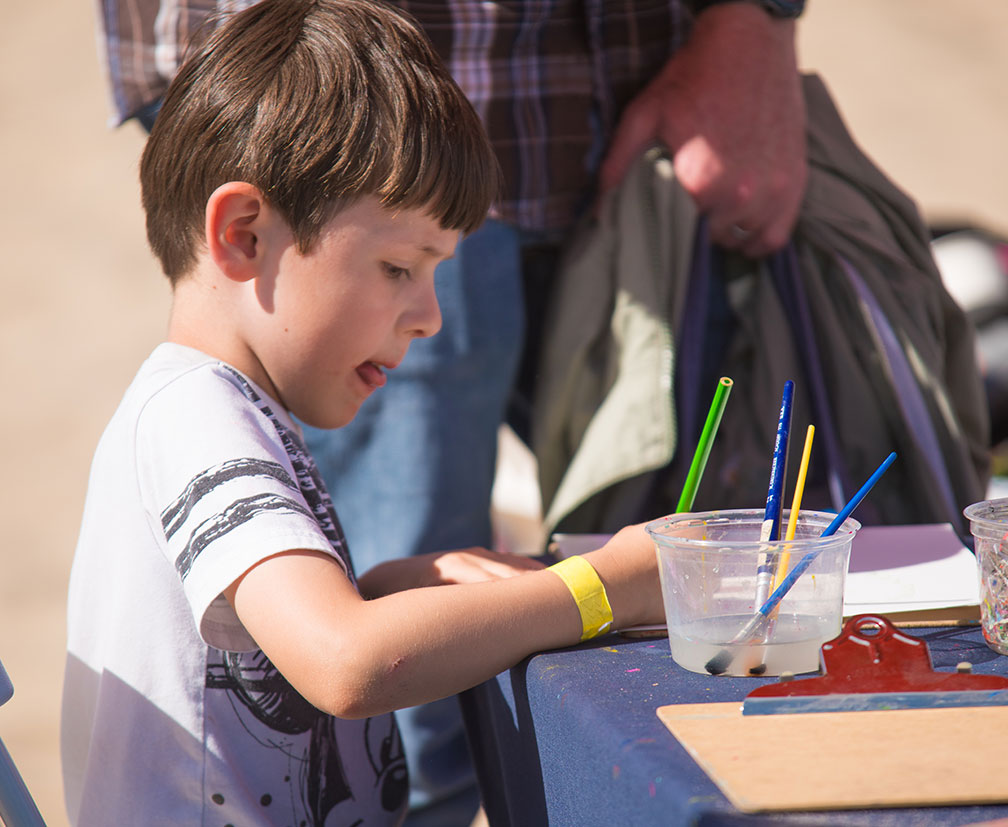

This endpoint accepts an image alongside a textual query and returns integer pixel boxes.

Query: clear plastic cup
[963,498,1008,655]
[647,509,859,676]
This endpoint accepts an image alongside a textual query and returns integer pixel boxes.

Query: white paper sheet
[842,522,979,614]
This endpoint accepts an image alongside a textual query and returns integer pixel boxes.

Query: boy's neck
[167,265,280,408]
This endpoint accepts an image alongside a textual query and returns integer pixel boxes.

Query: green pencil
[676,376,733,512]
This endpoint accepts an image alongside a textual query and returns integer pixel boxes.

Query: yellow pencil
[773,425,815,592]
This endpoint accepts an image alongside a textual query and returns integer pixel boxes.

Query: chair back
[0,658,46,826]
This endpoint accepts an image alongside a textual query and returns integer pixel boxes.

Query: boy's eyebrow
[419,243,456,260]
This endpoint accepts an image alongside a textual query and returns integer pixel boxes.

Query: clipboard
[656,616,1008,812]
[657,701,1008,812]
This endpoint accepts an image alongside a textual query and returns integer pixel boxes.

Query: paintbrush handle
[755,451,898,620]
[753,381,794,608]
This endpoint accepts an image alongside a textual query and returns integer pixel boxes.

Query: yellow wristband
[548,556,614,641]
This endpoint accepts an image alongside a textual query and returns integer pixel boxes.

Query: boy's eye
[383,262,410,280]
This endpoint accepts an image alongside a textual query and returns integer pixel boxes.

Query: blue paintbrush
[704,451,897,676]
[753,380,795,610]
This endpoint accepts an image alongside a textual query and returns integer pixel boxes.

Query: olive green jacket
[532,74,989,540]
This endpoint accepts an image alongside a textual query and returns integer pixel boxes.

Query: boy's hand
[357,547,546,598]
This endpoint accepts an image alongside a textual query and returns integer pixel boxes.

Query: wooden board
[862,603,980,627]
[656,702,1008,813]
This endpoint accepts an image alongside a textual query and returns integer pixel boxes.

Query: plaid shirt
[97,0,689,233]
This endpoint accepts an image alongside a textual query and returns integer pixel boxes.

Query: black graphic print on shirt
[220,366,357,579]
[206,649,408,825]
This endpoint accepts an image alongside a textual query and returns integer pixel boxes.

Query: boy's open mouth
[356,361,387,388]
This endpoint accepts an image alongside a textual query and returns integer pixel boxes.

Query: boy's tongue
[356,361,387,388]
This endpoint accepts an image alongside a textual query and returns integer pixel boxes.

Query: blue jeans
[303,219,525,825]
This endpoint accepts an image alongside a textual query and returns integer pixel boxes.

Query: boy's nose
[404,281,442,340]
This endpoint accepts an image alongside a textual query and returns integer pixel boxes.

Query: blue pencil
[704,451,897,675]
[753,380,795,609]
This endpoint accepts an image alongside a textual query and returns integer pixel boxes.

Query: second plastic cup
[963,498,1008,655]
[647,509,859,676]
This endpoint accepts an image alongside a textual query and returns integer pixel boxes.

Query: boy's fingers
[430,549,545,585]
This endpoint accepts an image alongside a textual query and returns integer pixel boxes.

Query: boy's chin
[298,403,359,431]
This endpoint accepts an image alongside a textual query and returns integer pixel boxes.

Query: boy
[61,1,665,824]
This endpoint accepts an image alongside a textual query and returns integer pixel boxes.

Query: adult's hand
[598,3,807,258]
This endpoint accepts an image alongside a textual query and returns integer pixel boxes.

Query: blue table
[459,624,1008,826]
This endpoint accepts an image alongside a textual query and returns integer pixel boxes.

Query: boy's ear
[205,182,273,282]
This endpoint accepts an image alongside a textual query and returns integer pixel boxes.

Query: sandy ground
[3,1,1008,823]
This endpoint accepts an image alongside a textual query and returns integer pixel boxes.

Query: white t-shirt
[62,343,407,826]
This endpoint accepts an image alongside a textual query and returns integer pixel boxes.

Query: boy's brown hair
[140,0,501,282]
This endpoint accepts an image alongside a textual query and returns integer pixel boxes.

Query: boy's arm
[224,524,662,719]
